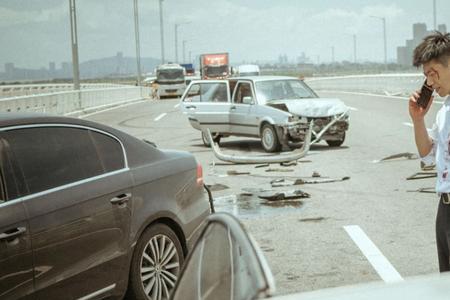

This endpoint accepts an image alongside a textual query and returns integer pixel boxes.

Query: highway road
[86,90,443,296]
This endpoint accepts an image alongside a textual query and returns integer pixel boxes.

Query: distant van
[237,64,260,76]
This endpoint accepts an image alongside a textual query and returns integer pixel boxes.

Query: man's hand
[409,90,434,122]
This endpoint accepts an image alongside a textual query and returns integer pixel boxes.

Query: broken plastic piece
[258,189,310,201]
[205,121,313,164]
[406,172,437,180]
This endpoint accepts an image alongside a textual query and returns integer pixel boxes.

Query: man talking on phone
[409,31,450,272]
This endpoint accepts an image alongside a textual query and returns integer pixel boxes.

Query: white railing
[0,83,125,98]
[306,73,424,97]
[0,86,151,116]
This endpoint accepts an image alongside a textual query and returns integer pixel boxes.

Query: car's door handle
[0,227,26,241]
[110,193,132,205]
[186,105,196,109]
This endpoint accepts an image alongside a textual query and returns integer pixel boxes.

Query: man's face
[423,58,450,97]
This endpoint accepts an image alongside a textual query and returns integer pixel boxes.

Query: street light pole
[159,0,165,64]
[174,24,179,63]
[433,0,437,30]
[133,0,142,86]
[182,40,187,63]
[69,0,80,91]
[353,34,357,63]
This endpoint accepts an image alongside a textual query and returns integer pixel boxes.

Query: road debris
[205,122,312,164]
[299,217,327,222]
[270,177,350,187]
[406,172,437,180]
[406,187,435,193]
[312,171,321,177]
[372,152,419,163]
[280,161,297,167]
[206,183,230,192]
[258,189,310,201]
[227,170,251,176]
[265,168,294,173]
[255,163,270,168]
[420,161,435,171]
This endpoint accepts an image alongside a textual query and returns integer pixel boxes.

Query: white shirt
[422,97,450,193]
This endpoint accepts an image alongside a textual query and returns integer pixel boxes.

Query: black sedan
[0,113,211,300]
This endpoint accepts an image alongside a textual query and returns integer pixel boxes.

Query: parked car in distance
[0,113,211,300]
[180,76,349,152]
[236,64,260,76]
[171,213,450,300]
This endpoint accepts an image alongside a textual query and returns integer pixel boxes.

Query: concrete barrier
[0,86,151,116]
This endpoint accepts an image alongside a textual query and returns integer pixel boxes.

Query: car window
[255,80,317,103]
[185,83,228,103]
[233,82,253,104]
[0,137,27,200]
[3,127,118,197]
[89,130,125,172]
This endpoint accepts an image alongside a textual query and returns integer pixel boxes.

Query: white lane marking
[344,225,403,283]
[154,113,167,121]
[76,100,148,119]
[174,103,180,108]
[348,106,358,111]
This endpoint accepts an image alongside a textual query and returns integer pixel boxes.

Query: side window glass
[89,130,125,172]
[0,138,27,200]
[233,82,252,104]
[185,83,228,103]
[4,127,105,196]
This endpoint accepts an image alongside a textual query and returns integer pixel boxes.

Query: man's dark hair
[413,31,450,67]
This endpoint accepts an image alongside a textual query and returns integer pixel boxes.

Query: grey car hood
[268,98,348,118]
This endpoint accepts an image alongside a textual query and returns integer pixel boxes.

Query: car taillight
[196,164,203,186]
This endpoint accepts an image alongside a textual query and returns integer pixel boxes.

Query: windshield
[255,79,317,103]
[157,69,184,82]
[205,66,228,77]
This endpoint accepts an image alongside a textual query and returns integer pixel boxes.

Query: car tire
[201,131,221,147]
[261,124,281,152]
[126,224,184,300]
[326,133,345,147]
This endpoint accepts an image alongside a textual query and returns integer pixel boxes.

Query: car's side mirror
[170,213,275,300]
[242,96,254,105]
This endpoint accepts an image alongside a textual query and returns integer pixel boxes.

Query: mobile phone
[417,80,433,109]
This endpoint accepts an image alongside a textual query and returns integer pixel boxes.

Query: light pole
[69,0,80,91]
[370,15,387,66]
[174,21,190,63]
[159,0,165,64]
[133,0,142,86]
[182,40,187,63]
[353,34,357,63]
[433,0,437,30]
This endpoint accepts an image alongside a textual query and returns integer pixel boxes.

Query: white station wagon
[180,76,349,152]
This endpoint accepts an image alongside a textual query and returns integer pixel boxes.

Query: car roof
[0,112,102,129]
[273,273,450,300]
[231,75,299,82]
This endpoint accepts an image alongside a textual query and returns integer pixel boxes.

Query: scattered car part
[280,161,297,167]
[270,176,350,187]
[312,171,321,177]
[299,217,327,222]
[420,161,436,171]
[406,172,437,180]
[227,170,251,176]
[206,122,312,164]
[373,152,419,163]
[203,184,215,213]
[265,168,294,172]
[255,163,270,168]
[258,189,310,201]
[406,187,435,193]
[205,183,229,192]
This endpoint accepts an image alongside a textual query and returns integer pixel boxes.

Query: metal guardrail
[306,73,424,97]
[0,86,151,116]
[0,83,125,98]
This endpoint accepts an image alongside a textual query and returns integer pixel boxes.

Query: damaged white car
[180,76,349,152]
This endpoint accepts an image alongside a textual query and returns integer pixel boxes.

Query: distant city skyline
[1,0,449,72]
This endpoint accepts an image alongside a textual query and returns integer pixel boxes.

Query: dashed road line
[348,106,358,111]
[402,122,432,132]
[174,103,180,108]
[154,113,167,121]
[344,225,403,283]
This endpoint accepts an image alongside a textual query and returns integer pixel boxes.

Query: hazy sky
[0,0,448,71]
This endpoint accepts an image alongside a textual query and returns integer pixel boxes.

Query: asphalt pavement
[85,91,442,296]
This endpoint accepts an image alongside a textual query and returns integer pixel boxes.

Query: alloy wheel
[140,234,181,300]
